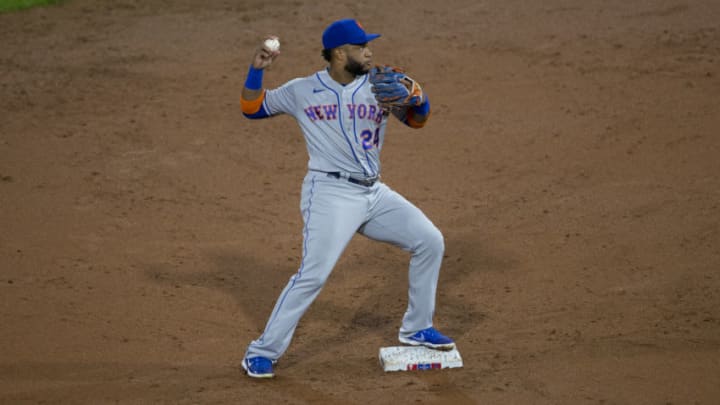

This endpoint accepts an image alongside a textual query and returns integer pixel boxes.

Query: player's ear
[334,47,346,62]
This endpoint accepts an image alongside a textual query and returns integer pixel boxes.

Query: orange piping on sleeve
[240,89,266,115]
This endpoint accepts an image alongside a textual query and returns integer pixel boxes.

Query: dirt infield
[1,0,719,403]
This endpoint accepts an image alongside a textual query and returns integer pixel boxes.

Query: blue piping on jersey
[316,72,369,177]
[350,75,378,177]
[256,176,317,346]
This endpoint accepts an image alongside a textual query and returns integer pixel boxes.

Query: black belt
[316,171,379,187]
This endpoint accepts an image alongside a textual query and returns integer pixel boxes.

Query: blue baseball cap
[322,19,381,49]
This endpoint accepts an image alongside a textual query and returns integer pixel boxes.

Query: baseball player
[239,18,454,378]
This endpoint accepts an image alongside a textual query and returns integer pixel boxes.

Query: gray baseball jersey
[262,69,387,178]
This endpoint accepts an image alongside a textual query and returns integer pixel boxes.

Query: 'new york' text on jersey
[261,69,388,178]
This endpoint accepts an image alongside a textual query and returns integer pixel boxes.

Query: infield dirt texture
[1,1,719,404]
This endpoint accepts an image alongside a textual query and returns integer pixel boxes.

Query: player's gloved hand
[369,65,425,108]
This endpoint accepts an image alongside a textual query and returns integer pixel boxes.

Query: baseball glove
[368,65,425,108]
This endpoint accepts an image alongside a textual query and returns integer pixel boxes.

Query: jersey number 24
[360,128,380,150]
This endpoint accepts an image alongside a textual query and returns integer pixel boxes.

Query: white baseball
[264,38,280,52]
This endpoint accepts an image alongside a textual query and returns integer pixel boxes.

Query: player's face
[342,43,372,76]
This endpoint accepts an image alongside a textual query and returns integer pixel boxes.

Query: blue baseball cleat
[399,327,456,350]
[242,356,275,378]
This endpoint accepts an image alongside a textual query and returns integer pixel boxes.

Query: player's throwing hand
[251,35,280,70]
